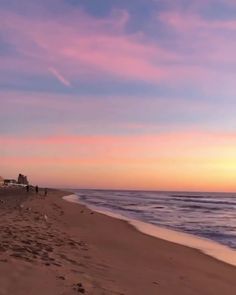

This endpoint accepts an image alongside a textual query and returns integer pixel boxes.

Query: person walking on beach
[26,185,29,193]
[35,185,39,194]
[44,188,47,197]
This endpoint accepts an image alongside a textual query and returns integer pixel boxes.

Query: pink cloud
[159,10,236,63]
[2,131,236,154]
[0,8,175,84]
[1,3,236,94]
[155,8,236,94]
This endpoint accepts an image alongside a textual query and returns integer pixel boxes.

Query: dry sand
[0,187,236,295]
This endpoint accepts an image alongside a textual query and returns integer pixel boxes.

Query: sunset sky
[1,0,236,191]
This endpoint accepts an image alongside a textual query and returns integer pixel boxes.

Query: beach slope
[0,187,236,295]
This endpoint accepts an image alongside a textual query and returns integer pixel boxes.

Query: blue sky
[1,0,236,190]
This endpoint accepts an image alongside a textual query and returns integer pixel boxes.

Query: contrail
[48,67,71,87]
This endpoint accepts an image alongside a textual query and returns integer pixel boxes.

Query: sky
[1,0,236,191]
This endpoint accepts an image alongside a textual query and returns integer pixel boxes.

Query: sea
[68,189,236,251]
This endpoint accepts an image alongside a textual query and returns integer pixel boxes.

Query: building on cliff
[18,174,29,185]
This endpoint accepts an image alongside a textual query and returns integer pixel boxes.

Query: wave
[66,189,236,251]
[63,194,236,267]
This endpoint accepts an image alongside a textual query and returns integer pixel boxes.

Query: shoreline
[63,194,236,268]
[1,187,236,294]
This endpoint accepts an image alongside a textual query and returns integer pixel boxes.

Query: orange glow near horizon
[1,132,236,192]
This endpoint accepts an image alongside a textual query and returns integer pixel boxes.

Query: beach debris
[68,240,76,247]
[73,283,85,293]
[57,275,65,280]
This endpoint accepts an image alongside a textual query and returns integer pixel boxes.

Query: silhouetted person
[44,188,47,196]
[35,185,39,194]
[26,185,29,192]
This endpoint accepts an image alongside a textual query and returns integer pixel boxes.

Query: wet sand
[0,187,236,295]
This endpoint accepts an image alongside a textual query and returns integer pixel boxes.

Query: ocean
[69,189,236,251]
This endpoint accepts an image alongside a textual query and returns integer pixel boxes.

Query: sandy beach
[0,187,236,295]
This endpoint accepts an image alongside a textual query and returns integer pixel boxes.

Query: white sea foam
[63,194,236,267]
